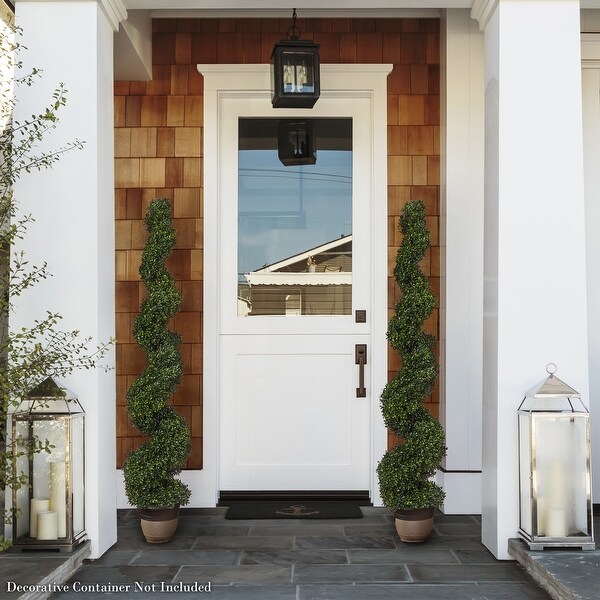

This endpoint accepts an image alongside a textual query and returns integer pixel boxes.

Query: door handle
[355,344,367,397]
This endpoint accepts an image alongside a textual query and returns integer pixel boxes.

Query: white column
[439,9,485,514]
[14,0,126,558]
[472,0,590,559]
[581,34,600,503]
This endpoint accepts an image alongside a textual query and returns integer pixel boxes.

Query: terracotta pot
[139,505,179,544]
[394,507,435,543]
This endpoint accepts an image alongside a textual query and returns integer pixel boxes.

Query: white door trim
[199,63,391,506]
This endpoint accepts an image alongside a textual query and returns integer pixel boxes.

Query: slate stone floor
[36,507,553,600]
[508,515,600,600]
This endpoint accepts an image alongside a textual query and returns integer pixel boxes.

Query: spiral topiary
[123,198,191,509]
[377,200,446,511]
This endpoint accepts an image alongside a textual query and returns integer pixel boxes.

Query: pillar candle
[29,497,50,538]
[546,508,568,537]
[50,461,66,537]
[548,461,568,509]
[37,511,58,540]
[536,497,547,536]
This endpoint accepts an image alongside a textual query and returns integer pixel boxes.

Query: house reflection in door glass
[238,118,352,316]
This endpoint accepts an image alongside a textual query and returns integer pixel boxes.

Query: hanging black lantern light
[270,8,320,108]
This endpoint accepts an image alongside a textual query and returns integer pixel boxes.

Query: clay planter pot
[394,507,435,543]
[139,505,179,543]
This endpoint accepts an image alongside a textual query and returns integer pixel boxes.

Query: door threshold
[218,490,371,506]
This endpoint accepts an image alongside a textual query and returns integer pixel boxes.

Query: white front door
[200,64,391,503]
[218,96,373,492]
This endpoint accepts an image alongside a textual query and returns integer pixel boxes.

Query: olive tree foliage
[0,21,112,549]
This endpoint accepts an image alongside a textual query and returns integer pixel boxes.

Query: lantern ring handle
[546,362,557,375]
[288,8,301,40]
[287,25,301,40]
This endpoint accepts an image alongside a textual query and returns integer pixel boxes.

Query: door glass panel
[238,118,352,316]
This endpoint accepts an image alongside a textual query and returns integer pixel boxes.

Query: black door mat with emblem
[224,501,364,520]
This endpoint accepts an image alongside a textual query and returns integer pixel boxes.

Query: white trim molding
[440,9,485,513]
[199,63,392,507]
[15,1,127,31]
[471,0,498,31]
[152,9,442,19]
[100,0,128,31]
[439,471,482,514]
[582,33,600,68]
[200,62,394,78]
[125,1,470,10]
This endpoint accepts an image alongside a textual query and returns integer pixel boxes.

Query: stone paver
[509,535,600,600]
[1,508,558,600]
[297,583,552,599]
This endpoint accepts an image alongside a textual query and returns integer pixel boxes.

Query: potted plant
[122,198,191,543]
[377,199,446,543]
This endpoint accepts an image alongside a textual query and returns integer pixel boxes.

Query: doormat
[225,501,364,520]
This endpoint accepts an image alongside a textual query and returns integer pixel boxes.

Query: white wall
[442,3,599,531]
[13,0,123,558]
[474,0,590,559]
[439,9,485,514]
[581,35,600,503]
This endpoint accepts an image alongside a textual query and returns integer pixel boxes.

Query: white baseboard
[438,470,482,514]
[116,470,218,509]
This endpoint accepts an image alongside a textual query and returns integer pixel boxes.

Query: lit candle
[50,461,67,537]
[37,511,58,540]
[29,498,50,538]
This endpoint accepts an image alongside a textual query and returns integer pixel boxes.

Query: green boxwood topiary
[377,200,446,511]
[122,199,191,509]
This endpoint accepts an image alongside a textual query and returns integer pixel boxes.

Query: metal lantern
[518,364,594,550]
[270,9,320,108]
[11,378,85,551]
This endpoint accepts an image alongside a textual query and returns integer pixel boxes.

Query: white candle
[50,461,67,537]
[29,498,50,538]
[37,511,58,540]
[546,508,568,537]
[548,461,568,508]
[536,497,547,536]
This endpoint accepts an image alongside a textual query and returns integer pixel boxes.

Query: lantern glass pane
[72,415,85,536]
[13,420,30,538]
[572,416,591,536]
[534,415,588,537]
[281,51,315,94]
[32,419,67,497]
[35,419,68,539]
[519,414,532,535]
